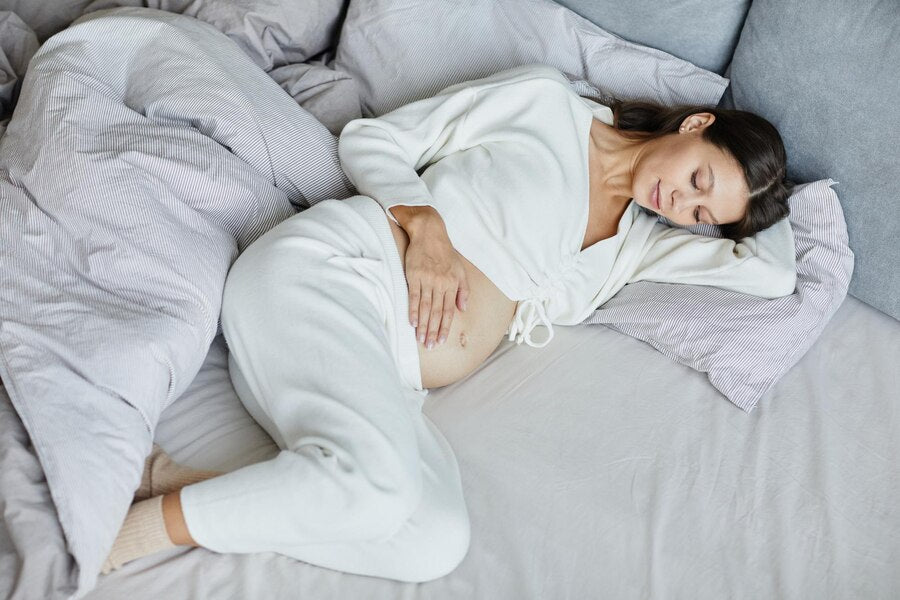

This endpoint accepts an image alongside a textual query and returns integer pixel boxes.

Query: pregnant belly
[387,216,518,389]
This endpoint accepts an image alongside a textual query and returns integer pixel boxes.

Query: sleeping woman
[101,63,796,580]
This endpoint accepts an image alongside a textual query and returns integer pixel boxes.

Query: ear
[679,112,716,133]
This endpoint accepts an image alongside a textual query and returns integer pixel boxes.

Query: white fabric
[82,294,900,600]
[181,196,469,583]
[337,64,797,350]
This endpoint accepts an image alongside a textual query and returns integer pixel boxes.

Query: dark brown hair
[583,94,793,242]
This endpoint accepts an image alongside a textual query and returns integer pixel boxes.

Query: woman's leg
[176,196,469,582]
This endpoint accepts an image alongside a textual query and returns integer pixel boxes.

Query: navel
[458,331,468,348]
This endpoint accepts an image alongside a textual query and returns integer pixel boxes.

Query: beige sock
[135,444,221,501]
[101,496,176,574]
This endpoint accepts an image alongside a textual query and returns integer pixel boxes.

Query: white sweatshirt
[337,64,797,348]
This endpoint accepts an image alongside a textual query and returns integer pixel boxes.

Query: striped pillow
[582,179,853,412]
[331,0,728,118]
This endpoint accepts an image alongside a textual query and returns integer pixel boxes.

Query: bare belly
[386,216,518,388]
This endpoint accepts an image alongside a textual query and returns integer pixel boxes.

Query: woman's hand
[390,205,469,348]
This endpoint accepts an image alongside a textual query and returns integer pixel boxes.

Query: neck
[589,120,654,207]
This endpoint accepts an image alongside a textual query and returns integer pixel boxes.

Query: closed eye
[691,171,701,223]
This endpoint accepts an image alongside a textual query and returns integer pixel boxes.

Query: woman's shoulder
[436,63,573,98]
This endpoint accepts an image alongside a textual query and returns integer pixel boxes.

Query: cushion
[551,0,751,75]
[719,0,900,322]
[330,0,729,119]
[583,179,854,412]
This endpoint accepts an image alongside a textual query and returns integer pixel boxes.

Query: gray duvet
[0,7,353,596]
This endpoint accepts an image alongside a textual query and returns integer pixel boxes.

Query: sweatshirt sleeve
[627,215,798,299]
[337,63,573,225]
[337,84,478,225]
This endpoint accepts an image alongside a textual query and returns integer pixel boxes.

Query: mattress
[74,294,899,600]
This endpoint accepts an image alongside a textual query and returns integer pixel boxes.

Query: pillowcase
[719,0,900,323]
[583,179,854,413]
[552,0,751,75]
[330,0,729,119]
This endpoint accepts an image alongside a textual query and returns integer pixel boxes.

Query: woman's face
[632,113,749,227]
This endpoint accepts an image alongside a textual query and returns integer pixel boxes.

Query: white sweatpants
[180,195,470,582]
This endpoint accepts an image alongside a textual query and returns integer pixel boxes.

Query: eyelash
[691,171,701,223]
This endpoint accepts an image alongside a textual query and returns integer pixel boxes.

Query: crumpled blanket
[0,6,355,596]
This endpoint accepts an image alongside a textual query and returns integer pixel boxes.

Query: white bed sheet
[85,294,900,600]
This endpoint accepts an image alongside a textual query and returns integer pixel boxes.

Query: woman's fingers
[414,283,458,348]
[456,273,469,312]
[437,288,456,345]
[425,288,444,348]
[416,284,432,344]
[409,280,421,329]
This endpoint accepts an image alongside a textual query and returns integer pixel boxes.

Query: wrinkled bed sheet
[77,294,900,600]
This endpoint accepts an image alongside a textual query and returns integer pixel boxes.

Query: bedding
[0,1,893,599]
[585,178,853,412]
[0,11,38,129]
[329,0,729,119]
[552,0,752,74]
[72,293,899,600]
[0,6,352,594]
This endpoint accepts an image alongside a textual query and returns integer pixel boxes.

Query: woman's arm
[336,63,572,225]
[337,87,477,226]
[337,64,576,343]
[627,215,797,299]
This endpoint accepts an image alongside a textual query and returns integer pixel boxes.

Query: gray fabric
[85,295,900,599]
[330,0,729,120]
[0,386,77,600]
[80,0,347,71]
[584,179,853,412]
[0,0,94,42]
[0,11,39,122]
[0,0,347,60]
[722,0,900,322]
[268,61,362,136]
[0,6,352,594]
[0,1,359,139]
[551,0,751,75]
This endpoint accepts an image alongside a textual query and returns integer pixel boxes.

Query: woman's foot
[101,495,175,574]
[101,491,200,574]
[135,444,221,501]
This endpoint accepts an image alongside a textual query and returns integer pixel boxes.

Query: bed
[0,1,898,599]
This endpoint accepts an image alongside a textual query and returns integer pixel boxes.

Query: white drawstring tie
[507,297,554,348]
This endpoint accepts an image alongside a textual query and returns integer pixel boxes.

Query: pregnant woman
[102,64,796,580]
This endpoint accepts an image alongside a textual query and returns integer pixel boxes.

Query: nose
[671,188,701,219]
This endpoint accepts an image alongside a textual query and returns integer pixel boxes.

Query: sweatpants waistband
[340,195,426,396]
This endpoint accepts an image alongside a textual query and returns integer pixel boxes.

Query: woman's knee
[286,437,423,541]
[392,497,471,583]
